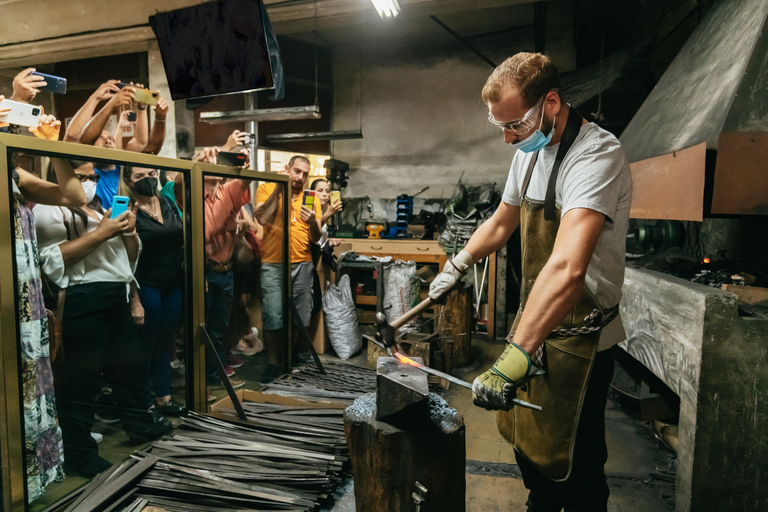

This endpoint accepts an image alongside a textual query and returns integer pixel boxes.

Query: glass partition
[0,135,292,510]
[0,136,196,511]
[199,169,291,406]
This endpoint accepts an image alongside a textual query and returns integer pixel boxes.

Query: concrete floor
[30,335,676,512]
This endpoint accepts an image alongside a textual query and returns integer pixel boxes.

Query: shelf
[355,295,378,306]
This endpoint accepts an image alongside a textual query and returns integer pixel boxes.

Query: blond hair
[482,52,562,108]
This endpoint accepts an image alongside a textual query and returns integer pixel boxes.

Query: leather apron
[496,108,602,481]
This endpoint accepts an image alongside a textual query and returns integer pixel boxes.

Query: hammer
[373,297,543,412]
[375,297,434,355]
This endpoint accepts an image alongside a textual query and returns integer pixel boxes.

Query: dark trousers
[204,268,233,383]
[137,284,182,406]
[516,349,614,512]
[54,283,147,465]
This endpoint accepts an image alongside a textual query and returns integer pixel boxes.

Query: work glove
[428,250,474,300]
[472,341,541,411]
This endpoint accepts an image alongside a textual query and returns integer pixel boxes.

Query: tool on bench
[373,297,542,411]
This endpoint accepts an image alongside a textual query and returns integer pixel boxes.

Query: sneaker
[260,363,282,384]
[233,328,263,356]
[206,388,217,403]
[90,432,103,444]
[153,397,186,417]
[227,356,244,369]
[208,377,246,390]
[224,365,236,377]
[123,409,174,444]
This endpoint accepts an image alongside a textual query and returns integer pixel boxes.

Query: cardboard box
[210,389,348,423]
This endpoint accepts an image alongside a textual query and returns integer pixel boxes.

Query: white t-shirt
[33,205,140,298]
[502,121,633,350]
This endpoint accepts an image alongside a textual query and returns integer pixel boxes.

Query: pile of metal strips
[57,410,349,511]
[261,362,377,403]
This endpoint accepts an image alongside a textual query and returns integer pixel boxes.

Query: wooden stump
[442,283,473,367]
[344,392,466,512]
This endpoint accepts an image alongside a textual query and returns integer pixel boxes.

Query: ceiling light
[371,0,400,18]
[200,105,320,124]
[265,130,363,143]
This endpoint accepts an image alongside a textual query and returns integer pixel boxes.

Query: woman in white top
[34,161,172,478]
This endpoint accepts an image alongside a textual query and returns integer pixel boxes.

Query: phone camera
[32,108,41,116]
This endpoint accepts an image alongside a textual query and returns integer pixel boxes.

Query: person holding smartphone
[9,113,84,500]
[118,166,185,416]
[34,162,172,478]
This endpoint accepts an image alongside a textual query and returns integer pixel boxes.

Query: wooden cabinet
[336,239,448,270]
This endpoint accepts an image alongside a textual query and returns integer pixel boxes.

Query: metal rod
[200,324,247,420]
[393,351,543,411]
[290,299,326,374]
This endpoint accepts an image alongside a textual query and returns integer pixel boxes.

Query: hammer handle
[391,297,433,330]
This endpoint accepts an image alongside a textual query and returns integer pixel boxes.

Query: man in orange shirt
[201,147,251,394]
[255,155,321,383]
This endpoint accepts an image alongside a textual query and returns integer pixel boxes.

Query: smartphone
[330,191,341,204]
[110,195,130,219]
[0,99,42,127]
[31,72,67,94]
[242,132,256,145]
[216,151,247,166]
[127,111,137,122]
[115,82,130,89]
[303,190,315,209]
[133,89,159,106]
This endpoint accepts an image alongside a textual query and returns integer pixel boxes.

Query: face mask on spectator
[134,176,158,197]
[82,181,97,203]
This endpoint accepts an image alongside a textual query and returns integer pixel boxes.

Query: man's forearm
[143,119,165,155]
[51,159,86,206]
[64,97,100,142]
[463,207,518,263]
[309,219,322,244]
[126,109,149,151]
[510,258,586,355]
[79,103,114,144]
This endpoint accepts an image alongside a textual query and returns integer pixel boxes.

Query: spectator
[254,155,322,383]
[310,178,342,249]
[34,162,172,478]
[9,68,47,105]
[8,110,85,500]
[197,146,251,400]
[119,166,185,416]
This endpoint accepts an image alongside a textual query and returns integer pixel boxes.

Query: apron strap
[544,107,583,221]
[521,152,538,200]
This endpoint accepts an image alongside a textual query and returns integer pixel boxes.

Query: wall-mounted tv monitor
[150,0,274,101]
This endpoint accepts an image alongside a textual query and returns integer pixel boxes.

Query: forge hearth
[344,357,466,512]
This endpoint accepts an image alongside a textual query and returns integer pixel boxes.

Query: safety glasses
[487,92,551,134]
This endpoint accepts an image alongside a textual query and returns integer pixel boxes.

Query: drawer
[352,240,402,254]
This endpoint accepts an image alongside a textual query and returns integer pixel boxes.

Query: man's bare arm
[463,201,521,262]
[510,207,606,355]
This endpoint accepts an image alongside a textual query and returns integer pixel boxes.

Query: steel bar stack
[261,362,377,403]
[133,412,348,511]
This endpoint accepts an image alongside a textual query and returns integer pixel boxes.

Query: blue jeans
[137,284,182,406]
[204,269,233,383]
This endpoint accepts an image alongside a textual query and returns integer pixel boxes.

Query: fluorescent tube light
[371,0,400,18]
[199,105,320,124]
[265,131,363,143]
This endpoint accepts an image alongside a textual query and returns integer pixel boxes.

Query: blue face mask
[511,110,556,153]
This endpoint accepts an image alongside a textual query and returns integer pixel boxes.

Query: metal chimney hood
[619,0,768,219]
